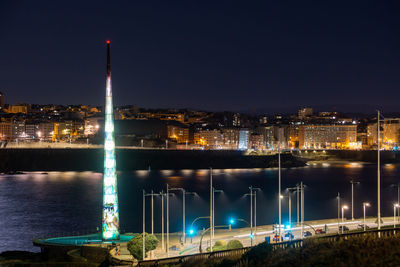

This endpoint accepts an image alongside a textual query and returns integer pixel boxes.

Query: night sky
[1,1,400,112]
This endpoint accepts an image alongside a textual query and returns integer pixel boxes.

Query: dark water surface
[1,162,399,252]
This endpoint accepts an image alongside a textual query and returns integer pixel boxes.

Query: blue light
[189,229,195,235]
[285,224,291,230]
[229,218,235,225]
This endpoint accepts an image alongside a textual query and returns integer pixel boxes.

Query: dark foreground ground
[185,234,400,267]
[3,233,400,266]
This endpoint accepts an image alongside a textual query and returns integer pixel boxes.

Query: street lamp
[394,203,400,228]
[341,205,348,234]
[168,186,196,244]
[350,180,360,220]
[377,110,381,230]
[278,143,282,239]
[212,187,223,239]
[245,186,261,246]
[363,202,370,231]
[285,187,297,227]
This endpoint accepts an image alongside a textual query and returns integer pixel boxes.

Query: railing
[137,227,400,266]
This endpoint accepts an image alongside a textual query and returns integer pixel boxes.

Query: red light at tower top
[106,40,110,44]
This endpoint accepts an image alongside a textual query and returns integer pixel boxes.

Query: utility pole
[161,190,164,250]
[337,192,340,232]
[250,186,253,246]
[209,167,213,252]
[297,184,300,225]
[151,190,154,235]
[166,184,169,255]
[142,190,145,260]
[377,110,381,230]
[288,190,291,226]
[255,190,257,235]
[278,143,282,238]
[301,182,304,238]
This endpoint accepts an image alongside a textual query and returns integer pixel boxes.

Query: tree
[227,239,243,249]
[127,233,159,261]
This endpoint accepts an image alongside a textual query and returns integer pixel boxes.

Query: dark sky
[1,1,400,112]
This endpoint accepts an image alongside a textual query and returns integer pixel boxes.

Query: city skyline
[2,1,400,111]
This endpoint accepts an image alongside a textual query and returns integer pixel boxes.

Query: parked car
[303,231,312,237]
[284,232,294,241]
[315,228,326,234]
[339,225,349,232]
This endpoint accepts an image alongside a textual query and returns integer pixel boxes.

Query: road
[114,216,399,261]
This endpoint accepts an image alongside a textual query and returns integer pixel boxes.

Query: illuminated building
[298,107,313,119]
[137,112,185,123]
[299,124,357,149]
[38,123,55,141]
[238,129,249,150]
[167,125,189,144]
[221,128,240,149]
[6,104,30,114]
[12,120,25,140]
[194,129,223,148]
[84,117,102,136]
[0,122,12,140]
[25,123,39,139]
[367,118,400,149]
[249,133,264,150]
[102,41,120,241]
[0,91,4,110]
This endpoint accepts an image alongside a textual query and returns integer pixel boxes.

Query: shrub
[227,239,243,249]
[242,242,273,264]
[214,240,227,247]
[127,233,158,261]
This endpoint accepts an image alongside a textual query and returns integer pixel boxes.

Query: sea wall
[0,149,303,172]
[293,149,400,162]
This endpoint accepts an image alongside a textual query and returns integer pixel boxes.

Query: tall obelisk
[102,40,120,241]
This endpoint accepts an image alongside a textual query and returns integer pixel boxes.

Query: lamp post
[337,192,341,232]
[341,205,348,234]
[394,204,399,228]
[169,187,196,244]
[143,190,163,259]
[245,186,261,245]
[363,202,370,231]
[285,187,297,227]
[209,167,213,252]
[278,143,282,239]
[377,110,381,230]
[212,187,223,239]
[350,180,360,220]
[297,184,300,225]
[142,190,146,260]
[166,184,169,255]
[300,182,304,238]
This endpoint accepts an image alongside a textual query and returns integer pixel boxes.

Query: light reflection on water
[0,163,399,253]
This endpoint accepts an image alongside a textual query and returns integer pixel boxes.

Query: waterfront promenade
[112,216,397,263]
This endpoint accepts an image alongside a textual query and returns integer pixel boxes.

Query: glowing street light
[341,205,348,234]
[363,202,370,231]
[394,203,400,228]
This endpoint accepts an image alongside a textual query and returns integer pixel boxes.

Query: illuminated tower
[102,40,120,241]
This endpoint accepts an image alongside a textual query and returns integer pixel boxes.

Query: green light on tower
[102,40,120,241]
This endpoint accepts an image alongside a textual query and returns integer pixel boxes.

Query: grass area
[177,233,400,266]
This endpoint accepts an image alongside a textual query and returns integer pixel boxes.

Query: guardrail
[137,227,400,266]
